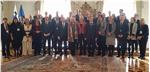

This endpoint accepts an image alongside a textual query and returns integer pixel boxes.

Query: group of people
[1,9,149,60]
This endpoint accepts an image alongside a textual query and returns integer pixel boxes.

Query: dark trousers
[135,40,139,51]
[59,39,67,56]
[97,35,106,56]
[139,38,148,58]
[87,38,95,56]
[33,33,42,56]
[108,45,114,56]
[2,39,10,57]
[52,36,61,55]
[43,36,51,55]
[69,39,78,56]
[20,44,22,56]
[12,39,22,57]
[117,38,127,57]
[78,34,86,55]
[127,40,136,57]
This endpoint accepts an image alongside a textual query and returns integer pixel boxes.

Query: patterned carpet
[2,54,149,72]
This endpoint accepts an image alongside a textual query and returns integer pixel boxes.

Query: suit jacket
[52,18,60,38]
[86,23,97,41]
[128,22,137,35]
[137,24,149,39]
[116,19,129,38]
[1,23,11,41]
[59,21,68,41]
[41,21,52,35]
[96,20,107,36]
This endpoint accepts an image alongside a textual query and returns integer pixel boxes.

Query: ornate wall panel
[71,1,103,16]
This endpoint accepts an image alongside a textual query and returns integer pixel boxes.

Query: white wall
[141,1,149,24]
[2,1,36,22]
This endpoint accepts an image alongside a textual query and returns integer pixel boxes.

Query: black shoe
[79,53,83,56]
[43,53,46,56]
[138,56,141,59]
[83,53,86,56]
[91,54,94,57]
[102,54,105,57]
[48,53,51,55]
[116,55,120,57]
[96,53,101,56]
[141,57,145,60]
[72,54,75,56]
[128,56,130,58]
[88,54,91,57]
[121,56,125,59]
[108,53,112,57]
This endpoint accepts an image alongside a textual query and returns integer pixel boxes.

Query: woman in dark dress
[10,17,24,57]
[32,16,43,56]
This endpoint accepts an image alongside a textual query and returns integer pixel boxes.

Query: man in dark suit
[137,18,149,59]
[52,12,61,57]
[86,15,96,57]
[116,13,129,58]
[59,15,68,56]
[41,17,52,55]
[1,17,11,58]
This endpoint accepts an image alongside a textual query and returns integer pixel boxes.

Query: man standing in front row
[41,17,52,56]
[59,15,68,56]
[137,18,149,59]
[1,17,11,58]
[116,13,129,58]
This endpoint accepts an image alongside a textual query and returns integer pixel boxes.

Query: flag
[13,4,18,18]
[18,5,25,18]
[18,5,25,22]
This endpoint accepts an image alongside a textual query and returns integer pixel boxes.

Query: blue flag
[18,5,25,17]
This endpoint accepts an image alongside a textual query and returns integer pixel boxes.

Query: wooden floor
[2,55,149,72]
